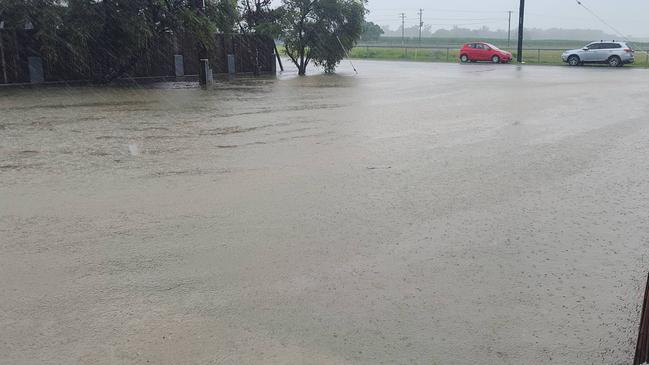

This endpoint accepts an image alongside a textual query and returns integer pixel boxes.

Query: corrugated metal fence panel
[0,31,276,84]
[212,34,275,75]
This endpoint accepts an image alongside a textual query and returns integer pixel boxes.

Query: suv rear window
[602,43,622,49]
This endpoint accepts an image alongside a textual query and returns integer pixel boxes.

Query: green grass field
[277,41,649,68]
[348,46,649,67]
[361,37,649,50]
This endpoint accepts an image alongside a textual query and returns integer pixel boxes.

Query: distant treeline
[359,36,649,50]
[380,25,623,42]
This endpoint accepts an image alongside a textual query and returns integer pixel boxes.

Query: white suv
[562,41,635,67]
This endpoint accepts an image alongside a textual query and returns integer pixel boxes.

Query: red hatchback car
[460,42,512,64]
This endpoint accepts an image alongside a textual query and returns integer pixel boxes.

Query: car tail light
[625,48,634,53]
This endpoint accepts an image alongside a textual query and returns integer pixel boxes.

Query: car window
[587,43,601,50]
[604,43,622,49]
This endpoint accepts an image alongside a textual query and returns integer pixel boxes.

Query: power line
[575,0,629,41]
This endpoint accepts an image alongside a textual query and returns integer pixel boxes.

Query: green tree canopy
[239,0,283,38]
[361,21,383,42]
[1,0,237,82]
[65,0,235,82]
[0,0,65,62]
[279,0,366,75]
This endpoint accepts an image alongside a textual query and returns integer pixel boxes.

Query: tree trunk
[298,55,307,75]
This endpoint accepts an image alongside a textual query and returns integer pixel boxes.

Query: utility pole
[507,11,512,48]
[418,9,424,46]
[400,13,406,47]
[517,0,525,63]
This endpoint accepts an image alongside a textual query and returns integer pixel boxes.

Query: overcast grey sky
[366,0,649,37]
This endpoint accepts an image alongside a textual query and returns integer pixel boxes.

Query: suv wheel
[491,55,501,63]
[460,54,469,63]
[568,55,580,66]
[608,56,622,67]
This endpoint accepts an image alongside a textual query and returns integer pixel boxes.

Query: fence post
[28,57,44,84]
[227,54,236,74]
[199,58,209,85]
[174,55,184,77]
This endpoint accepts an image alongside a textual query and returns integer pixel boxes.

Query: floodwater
[2,60,649,364]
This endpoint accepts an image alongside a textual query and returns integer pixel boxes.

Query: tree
[360,21,382,42]
[0,0,65,63]
[238,0,283,37]
[87,0,229,82]
[0,0,237,83]
[279,0,365,75]
[207,0,239,34]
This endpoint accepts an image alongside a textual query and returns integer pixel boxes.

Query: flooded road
[2,61,649,364]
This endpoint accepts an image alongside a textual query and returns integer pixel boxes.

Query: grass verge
[348,46,649,67]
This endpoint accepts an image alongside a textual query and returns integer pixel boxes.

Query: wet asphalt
[2,60,649,364]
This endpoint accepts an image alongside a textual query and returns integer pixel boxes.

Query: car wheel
[460,54,469,63]
[608,56,622,67]
[491,55,501,63]
[568,55,580,66]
